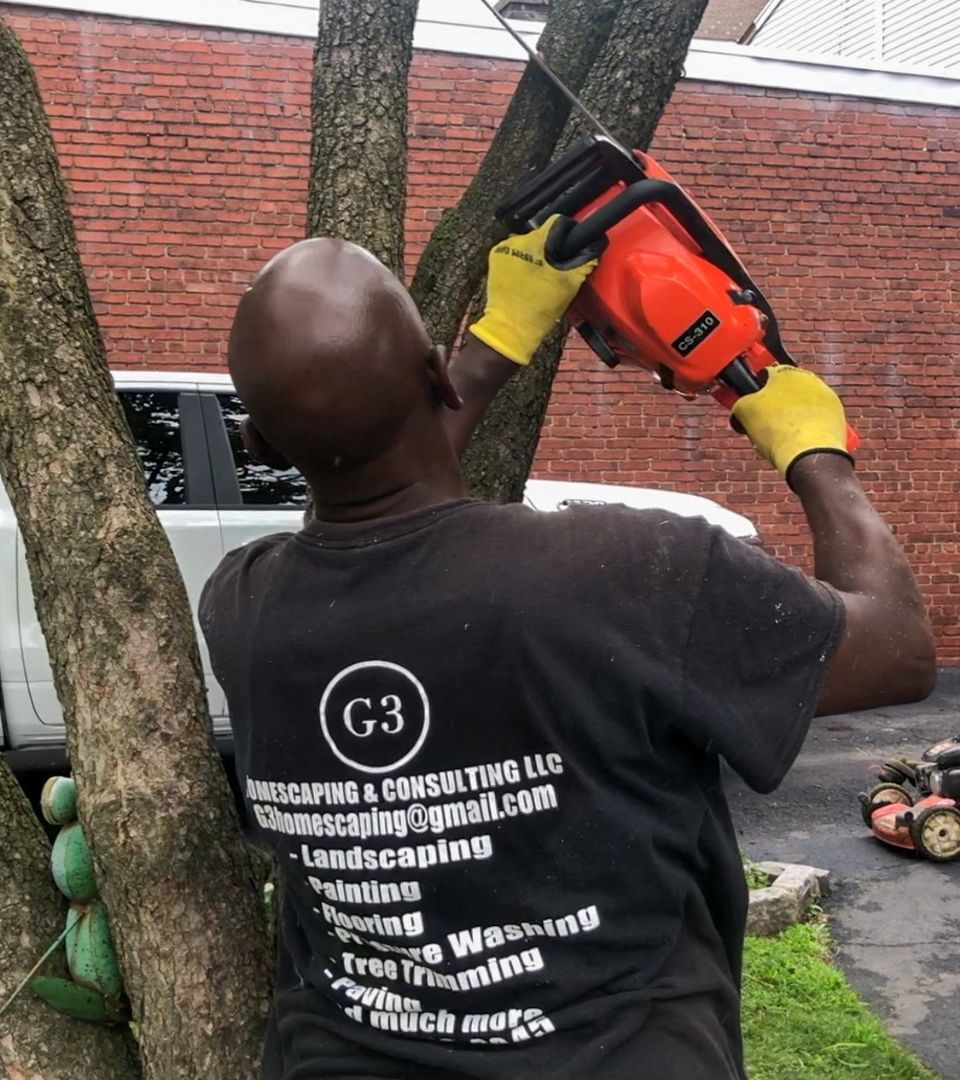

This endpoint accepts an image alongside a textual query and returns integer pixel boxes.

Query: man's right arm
[731,366,935,716]
[443,334,518,459]
[443,215,601,457]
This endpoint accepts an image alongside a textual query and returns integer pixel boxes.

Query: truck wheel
[861,783,913,827]
[911,806,960,862]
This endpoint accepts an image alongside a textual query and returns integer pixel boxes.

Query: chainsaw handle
[497,135,644,232]
[555,180,689,262]
[714,366,860,454]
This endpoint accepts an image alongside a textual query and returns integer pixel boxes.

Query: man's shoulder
[491,500,718,547]
[218,530,297,577]
[480,502,720,592]
[225,529,297,560]
[200,531,296,619]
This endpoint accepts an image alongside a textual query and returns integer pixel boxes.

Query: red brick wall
[4,7,960,662]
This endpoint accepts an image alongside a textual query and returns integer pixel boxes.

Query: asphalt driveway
[727,669,960,1080]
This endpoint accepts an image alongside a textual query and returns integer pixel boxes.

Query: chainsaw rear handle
[715,368,860,454]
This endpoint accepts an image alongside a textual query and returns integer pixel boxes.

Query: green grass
[743,922,939,1080]
[743,857,773,890]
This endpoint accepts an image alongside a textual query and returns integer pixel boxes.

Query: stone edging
[746,861,831,937]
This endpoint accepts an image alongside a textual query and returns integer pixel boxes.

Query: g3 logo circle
[319,661,430,774]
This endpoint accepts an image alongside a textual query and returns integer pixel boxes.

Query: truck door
[16,388,227,732]
[198,390,306,553]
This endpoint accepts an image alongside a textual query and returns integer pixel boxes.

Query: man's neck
[302,414,471,525]
[306,471,470,525]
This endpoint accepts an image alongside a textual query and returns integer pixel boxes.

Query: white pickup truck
[0,371,757,773]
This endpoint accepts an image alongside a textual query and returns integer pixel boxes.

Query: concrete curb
[746,861,831,937]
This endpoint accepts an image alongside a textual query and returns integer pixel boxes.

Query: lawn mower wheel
[910,805,960,862]
[861,782,913,828]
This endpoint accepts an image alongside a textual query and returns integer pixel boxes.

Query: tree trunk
[307,0,419,278]
[0,20,272,1080]
[0,761,141,1080]
[561,0,711,151]
[460,0,711,501]
[410,0,622,349]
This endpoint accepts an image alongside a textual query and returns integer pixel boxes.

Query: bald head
[228,238,443,478]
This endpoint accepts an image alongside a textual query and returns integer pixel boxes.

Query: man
[200,218,934,1079]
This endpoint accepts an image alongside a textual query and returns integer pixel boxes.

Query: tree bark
[307,0,419,278]
[410,0,622,348]
[460,0,712,502]
[0,761,141,1080]
[561,0,711,151]
[0,20,272,1080]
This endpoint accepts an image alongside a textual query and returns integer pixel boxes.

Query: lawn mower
[859,736,960,861]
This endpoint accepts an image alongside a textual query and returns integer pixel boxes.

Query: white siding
[839,0,879,62]
[751,0,960,72]
[885,0,960,71]
[753,0,843,55]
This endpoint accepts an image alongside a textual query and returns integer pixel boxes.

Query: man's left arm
[679,526,847,794]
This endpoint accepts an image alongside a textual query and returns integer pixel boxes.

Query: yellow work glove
[731,365,853,485]
[469,214,601,366]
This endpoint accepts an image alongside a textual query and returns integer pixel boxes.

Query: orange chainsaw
[483,0,858,450]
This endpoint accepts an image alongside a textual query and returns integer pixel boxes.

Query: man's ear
[241,417,292,469]
[426,344,463,411]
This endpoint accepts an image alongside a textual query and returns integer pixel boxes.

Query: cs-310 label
[671,310,721,356]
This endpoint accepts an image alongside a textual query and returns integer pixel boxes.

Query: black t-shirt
[200,499,844,1080]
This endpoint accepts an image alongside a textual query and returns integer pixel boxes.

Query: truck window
[119,391,186,507]
[216,394,308,506]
